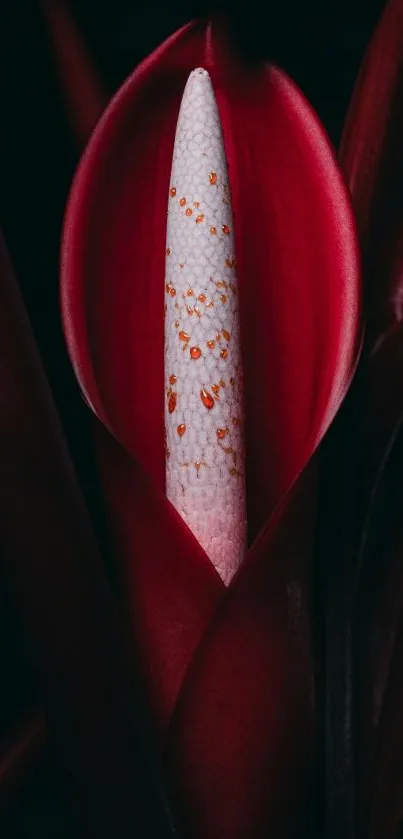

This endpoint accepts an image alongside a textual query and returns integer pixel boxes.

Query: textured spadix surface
[164,68,246,584]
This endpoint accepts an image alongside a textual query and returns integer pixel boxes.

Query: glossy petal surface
[61,15,361,834]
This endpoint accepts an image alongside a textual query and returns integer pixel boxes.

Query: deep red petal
[165,463,317,839]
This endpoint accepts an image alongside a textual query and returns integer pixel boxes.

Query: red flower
[61,17,361,838]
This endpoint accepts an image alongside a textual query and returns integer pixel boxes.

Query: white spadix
[164,68,246,584]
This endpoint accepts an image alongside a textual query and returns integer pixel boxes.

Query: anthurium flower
[339,1,403,836]
[61,16,361,838]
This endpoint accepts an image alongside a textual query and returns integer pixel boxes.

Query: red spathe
[61,17,361,838]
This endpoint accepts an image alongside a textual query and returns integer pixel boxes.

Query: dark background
[0,0,389,835]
